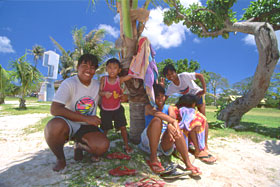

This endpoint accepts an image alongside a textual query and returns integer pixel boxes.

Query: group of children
[45,54,216,176]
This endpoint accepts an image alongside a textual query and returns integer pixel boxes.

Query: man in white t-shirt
[162,64,209,151]
[44,54,109,172]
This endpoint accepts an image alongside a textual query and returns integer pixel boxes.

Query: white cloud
[114,14,120,24]
[193,38,201,44]
[142,7,189,49]
[98,24,119,38]
[0,36,15,53]
[242,34,255,46]
[180,0,202,8]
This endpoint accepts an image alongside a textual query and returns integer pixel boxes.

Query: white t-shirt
[53,75,99,118]
[166,72,202,96]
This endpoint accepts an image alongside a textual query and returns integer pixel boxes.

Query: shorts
[197,95,205,105]
[53,116,102,142]
[100,105,127,131]
[138,127,174,156]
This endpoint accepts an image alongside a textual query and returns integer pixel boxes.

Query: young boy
[139,84,201,176]
[44,54,109,171]
[162,64,207,116]
[176,94,216,164]
[99,58,133,154]
[162,64,209,151]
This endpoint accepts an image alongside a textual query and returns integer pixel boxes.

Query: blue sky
[0,0,279,85]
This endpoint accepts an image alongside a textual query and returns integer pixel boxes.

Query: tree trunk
[19,97,26,109]
[218,22,279,127]
[117,1,150,144]
[213,88,216,106]
[0,93,4,104]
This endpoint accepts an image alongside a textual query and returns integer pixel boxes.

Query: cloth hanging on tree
[129,36,158,107]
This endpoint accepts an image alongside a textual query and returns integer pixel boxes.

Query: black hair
[106,58,121,68]
[162,64,176,77]
[153,84,165,97]
[176,94,198,108]
[78,54,99,69]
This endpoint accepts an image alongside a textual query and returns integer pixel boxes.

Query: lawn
[205,106,280,142]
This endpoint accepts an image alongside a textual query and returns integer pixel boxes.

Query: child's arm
[159,77,166,88]
[195,73,206,96]
[119,74,133,84]
[145,104,176,125]
[51,102,101,126]
[99,76,112,98]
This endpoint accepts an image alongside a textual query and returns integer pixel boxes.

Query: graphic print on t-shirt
[75,96,95,116]
[179,87,190,95]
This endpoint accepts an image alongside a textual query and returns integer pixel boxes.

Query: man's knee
[44,118,69,139]
[96,138,110,155]
[86,134,110,155]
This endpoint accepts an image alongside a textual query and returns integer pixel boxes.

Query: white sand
[0,113,279,187]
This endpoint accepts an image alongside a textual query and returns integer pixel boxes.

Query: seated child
[99,58,133,154]
[175,94,216,164]
[162,64,209,151]
[138,84,202,176]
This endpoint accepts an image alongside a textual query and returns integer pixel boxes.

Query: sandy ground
[0,111,280,186]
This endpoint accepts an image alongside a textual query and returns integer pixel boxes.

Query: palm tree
[91,0,156,144]
[0,65,12,104]
[9,54,42,109]
[29,45,45,68]
[51,27,118,80]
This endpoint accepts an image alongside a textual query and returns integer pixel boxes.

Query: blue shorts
[138,127,174,156]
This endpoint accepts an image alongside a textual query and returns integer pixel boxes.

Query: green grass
[1,97,279,142]
[23,116,53,134]
[206,106,280,142]
[0,104,51,115]
[4,96,39,102]
[0,96,51,115]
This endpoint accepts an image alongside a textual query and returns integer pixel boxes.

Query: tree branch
[171,0,228,37]
[249,8,280,22]
[172,0,187,20]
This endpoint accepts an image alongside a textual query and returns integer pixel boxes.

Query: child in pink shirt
[99,58,133,154]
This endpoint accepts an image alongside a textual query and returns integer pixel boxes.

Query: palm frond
[50,37,69,57]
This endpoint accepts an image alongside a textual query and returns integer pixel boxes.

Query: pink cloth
[129,37,158,107]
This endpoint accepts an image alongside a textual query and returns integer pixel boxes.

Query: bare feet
[53,159,66,172]
[124,145,134,154]
[91,155,101,162]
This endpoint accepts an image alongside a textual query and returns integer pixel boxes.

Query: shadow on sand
[0,146,73,186]
[264,140,280,156]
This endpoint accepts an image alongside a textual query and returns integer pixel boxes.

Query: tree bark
[19,97,26,109]
[0,93,4,104]
[117,1,150,144]
[218,22,279,127]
